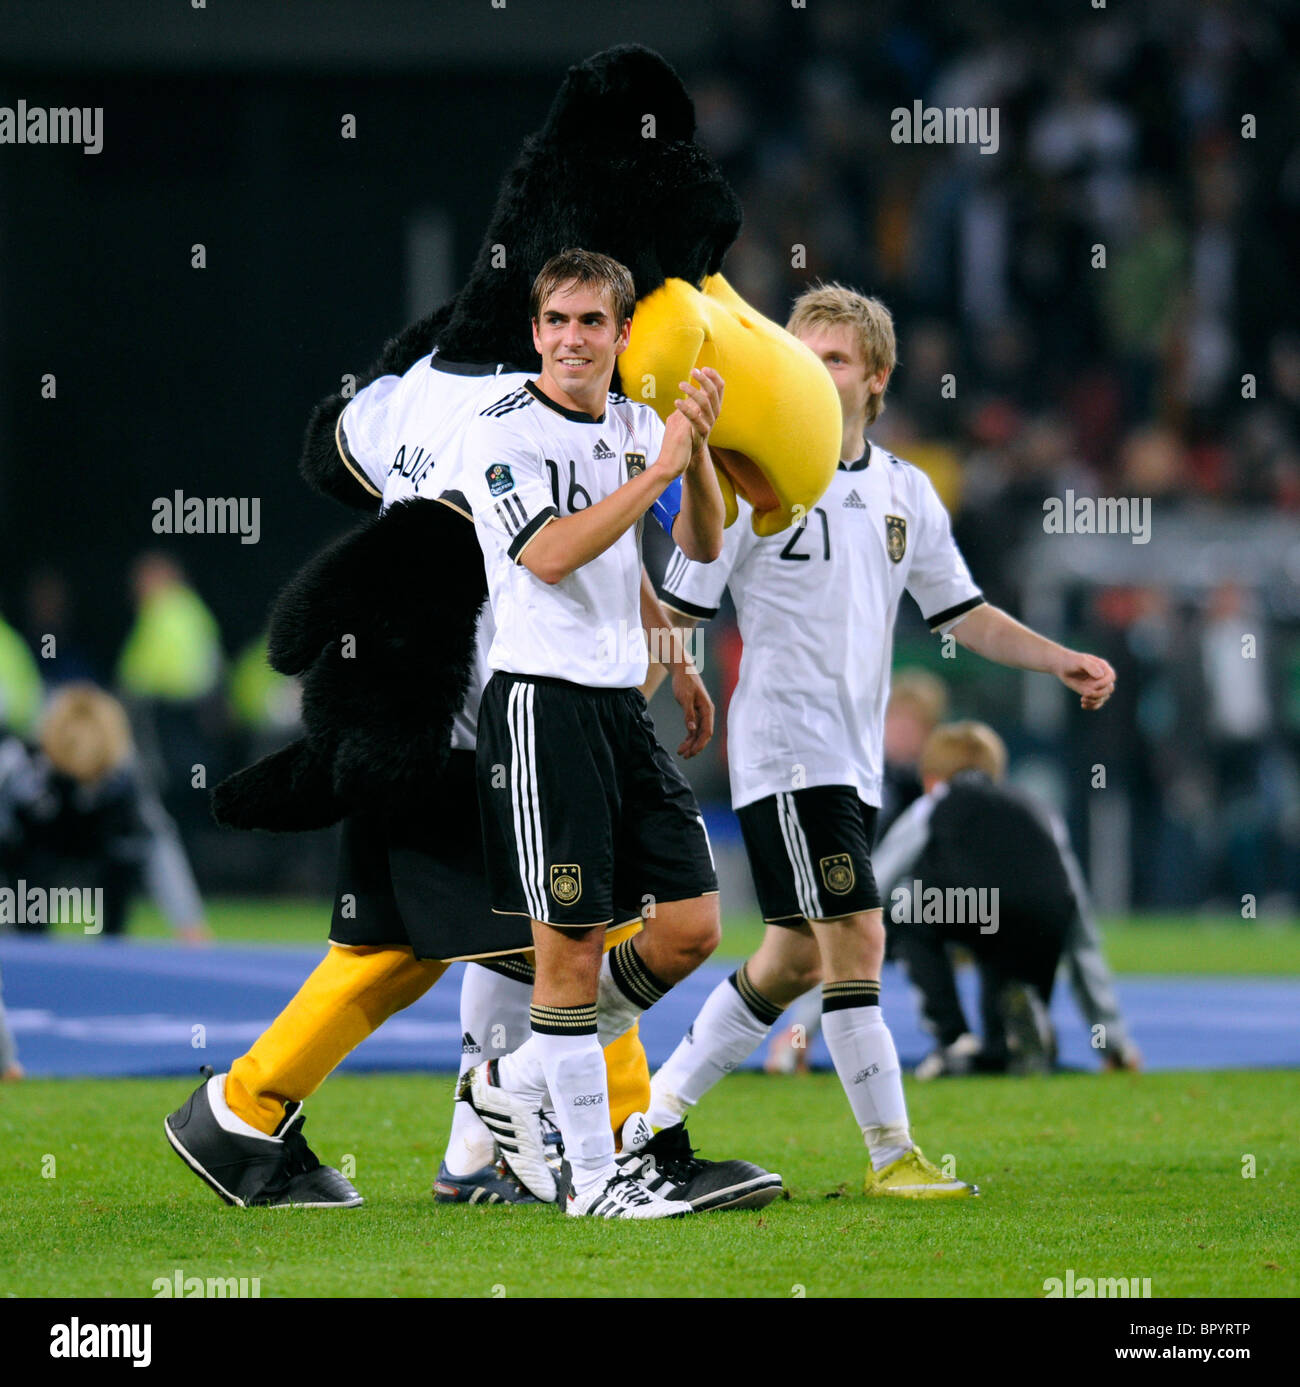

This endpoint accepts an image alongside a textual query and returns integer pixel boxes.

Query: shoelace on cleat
[642,1126,708,1183]
[608,1173,659,1207]
[255,1119,323,1202]
[280,1124,322,1178]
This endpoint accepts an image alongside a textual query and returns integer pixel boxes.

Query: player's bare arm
[641,610,702,703]
[520,369,724,583]
[952,603,1116,710]
[638,569,713,758]
[519,449,688,584]
[670,366,726,563]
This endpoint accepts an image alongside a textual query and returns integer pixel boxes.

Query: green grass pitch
[2,1071,1297,1298]
[8,903,1299,1297]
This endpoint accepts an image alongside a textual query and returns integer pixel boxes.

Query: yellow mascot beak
[621,274,842,535]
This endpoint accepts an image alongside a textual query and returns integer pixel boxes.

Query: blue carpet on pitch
[1,939,1296,1077]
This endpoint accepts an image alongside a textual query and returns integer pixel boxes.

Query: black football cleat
[165,1073,363,1208]
[617,1113,784,1212]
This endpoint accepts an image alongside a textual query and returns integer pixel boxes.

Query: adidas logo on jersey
[843,489,868,509]
[462,1032,481,1056]
[592,438,616,460]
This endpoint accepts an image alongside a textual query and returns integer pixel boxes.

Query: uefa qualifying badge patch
[486,463,515,497]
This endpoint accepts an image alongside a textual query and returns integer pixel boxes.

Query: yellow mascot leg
[226,944,447,1135]
[605,1022,651,1144]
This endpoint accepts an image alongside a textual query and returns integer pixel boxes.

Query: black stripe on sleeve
[660,591,718,621]
[507,506,558,562]
[494,494,532,536]
[926,594,985,633]
[482,388,529,417]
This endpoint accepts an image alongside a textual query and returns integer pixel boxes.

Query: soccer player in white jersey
[637,285,1115,1197]
[457,248,729,1219]
[164,333,739,1209]
[331,327,775,1211]
[342,351,736,1204]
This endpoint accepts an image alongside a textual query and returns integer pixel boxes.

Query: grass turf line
[1,1071,1296,1298]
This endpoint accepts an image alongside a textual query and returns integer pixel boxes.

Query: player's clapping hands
[661,367,724,479]
[1055,651,1116,710]
[676,366,723,449]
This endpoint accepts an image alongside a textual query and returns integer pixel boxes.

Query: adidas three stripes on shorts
[476,671,718,929]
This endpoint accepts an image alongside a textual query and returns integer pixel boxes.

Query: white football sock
[495,1036,549,1104]
[596,938,670,1046]
[821,986,912,1169]
[646,967,782,1129]
[445,964,532,1177]
[532,1026,615,1195]
[596,954,642,1046]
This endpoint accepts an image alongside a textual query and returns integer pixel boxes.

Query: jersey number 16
[545,458,593,514]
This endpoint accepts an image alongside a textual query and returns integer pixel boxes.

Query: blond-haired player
[635,284,1114,1197]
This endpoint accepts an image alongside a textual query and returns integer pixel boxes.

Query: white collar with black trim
[525,378,606,425]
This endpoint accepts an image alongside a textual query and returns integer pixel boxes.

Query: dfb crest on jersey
[549,864,582,905]
[885,514,907,564]
[820,853,855,896]
[486,463,515,497]
[624,451,646,480]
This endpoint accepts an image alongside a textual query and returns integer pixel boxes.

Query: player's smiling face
[798,324,887,429]
[532,281,630,416]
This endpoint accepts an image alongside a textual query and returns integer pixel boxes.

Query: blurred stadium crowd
[2,0,1297,928]
[699,0,1298,493]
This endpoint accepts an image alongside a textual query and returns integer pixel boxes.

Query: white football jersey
[457,381,677,687]
[335,354,532,750]
[661,444,983,809]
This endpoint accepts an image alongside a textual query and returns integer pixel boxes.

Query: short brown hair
[787,282,897,424]
[39,683,133,783]
[529,248,635,327]
[920,721,1008,785]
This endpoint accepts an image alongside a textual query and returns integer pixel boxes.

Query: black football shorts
[476,672,718,928]
[736,785,880,924]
